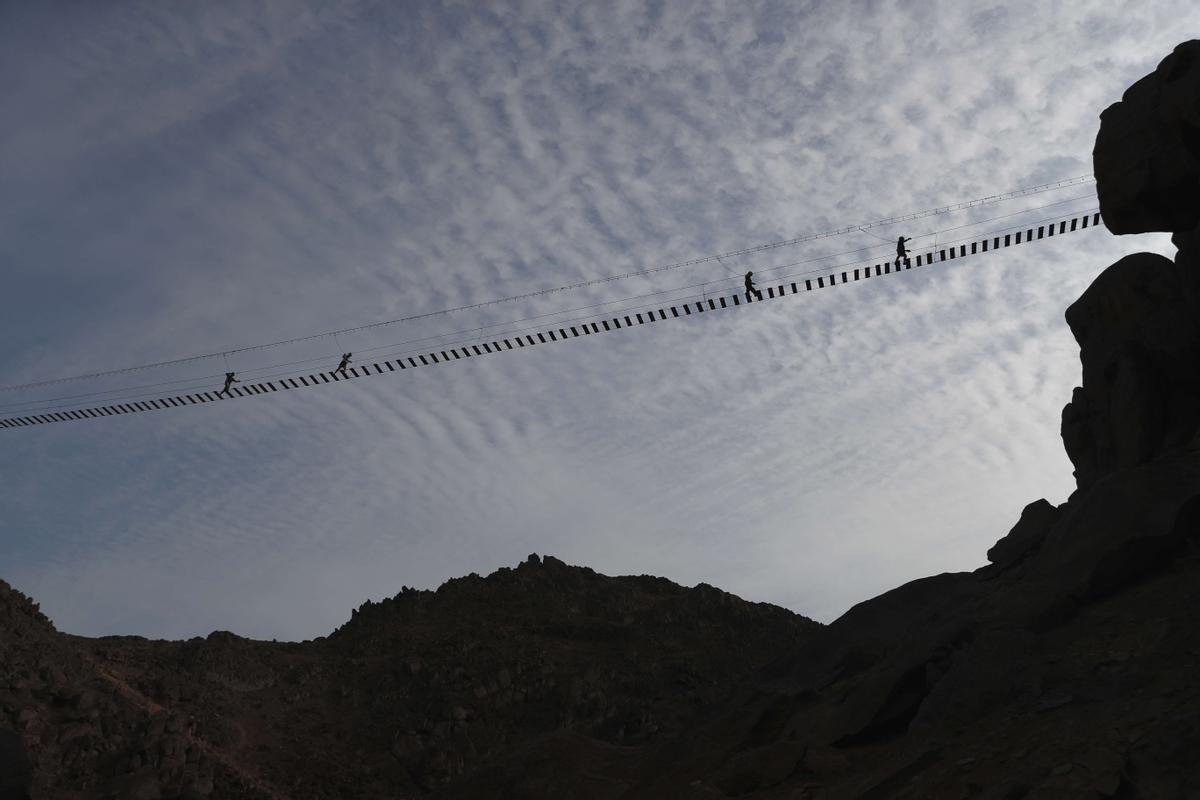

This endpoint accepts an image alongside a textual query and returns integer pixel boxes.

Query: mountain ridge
[0,556,819,798]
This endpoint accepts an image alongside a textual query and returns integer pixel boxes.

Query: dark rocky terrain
[0,557,817,799]
[6,39,1200,800]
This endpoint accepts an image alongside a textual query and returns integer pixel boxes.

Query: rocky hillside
[0,576,270,799]
[0,556,818,799]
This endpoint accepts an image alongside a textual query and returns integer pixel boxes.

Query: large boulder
[1060,252,1200,489]
[1094,40,1200,234]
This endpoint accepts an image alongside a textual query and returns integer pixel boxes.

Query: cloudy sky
[0,1,1193,641]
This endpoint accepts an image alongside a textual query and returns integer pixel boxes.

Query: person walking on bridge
[335,352,353,378]
[744,271,763,302]
[218,372,239,398]
[894,236,912,268]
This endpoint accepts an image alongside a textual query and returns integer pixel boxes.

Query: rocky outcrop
[985,498,1061,568]
[1061,41,1200,491]
[1094,40,1200,234]
[1060,252,1200,489]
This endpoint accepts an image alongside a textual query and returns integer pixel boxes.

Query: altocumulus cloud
[0,0,1193,639]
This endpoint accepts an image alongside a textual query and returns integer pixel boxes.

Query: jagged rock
[1094,40,1200,234]
[1061,252,1200,488]
[987,499,1061,568]
[1061,386,1097,488]
[1028,462,1200,605]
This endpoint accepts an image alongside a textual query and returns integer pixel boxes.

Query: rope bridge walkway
[0,211,1101,430]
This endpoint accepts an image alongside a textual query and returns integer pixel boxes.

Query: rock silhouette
[1060,251,1200,490]
[1094,40,1200,235]
[6,39,1200,800]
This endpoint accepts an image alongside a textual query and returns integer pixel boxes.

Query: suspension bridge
[0,206,1102,430]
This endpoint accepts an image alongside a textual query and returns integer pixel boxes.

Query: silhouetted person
[218,372,239,398]
[335,352,352,378]
[895,236,912,268]
[744,271,763,302]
